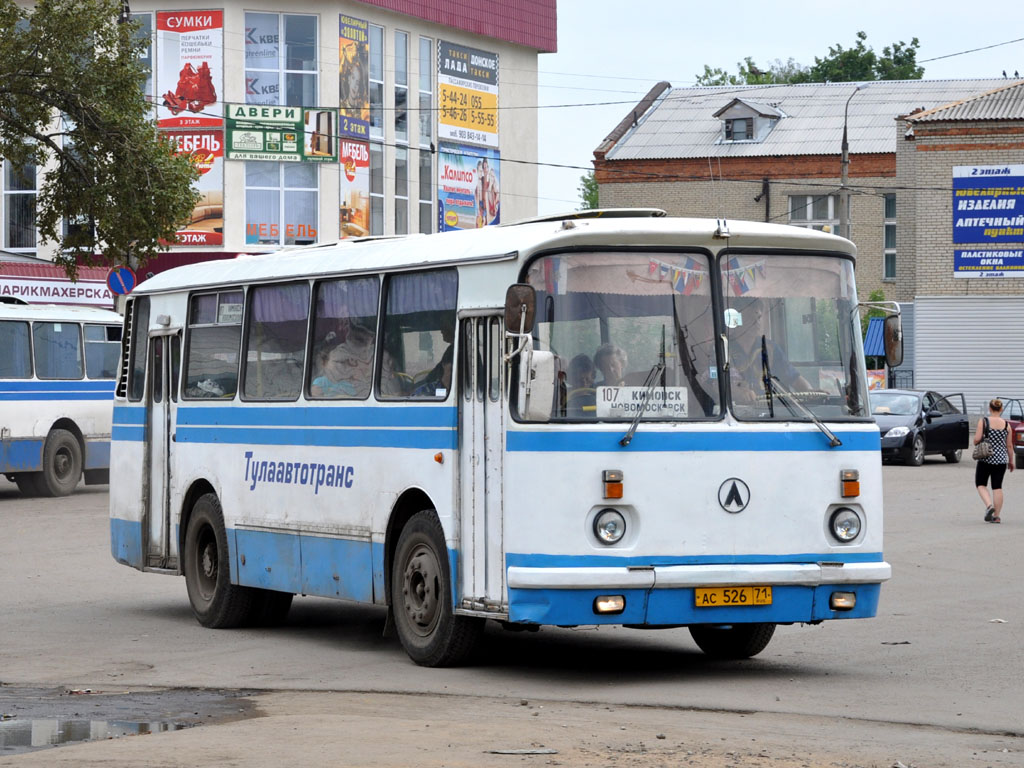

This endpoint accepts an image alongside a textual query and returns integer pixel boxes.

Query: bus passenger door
[144,333,180,569]
[458,316,506,612]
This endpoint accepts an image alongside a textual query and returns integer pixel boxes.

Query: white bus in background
[108,211,901,666]
[1,302,122,496]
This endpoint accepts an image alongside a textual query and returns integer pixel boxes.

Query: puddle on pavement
[0,717,189,754]
[0,685,261,756]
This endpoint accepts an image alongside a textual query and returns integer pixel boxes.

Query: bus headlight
[829,507,862,542]
[593,508,626,545]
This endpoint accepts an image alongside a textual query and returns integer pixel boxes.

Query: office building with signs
[7,0,556,274]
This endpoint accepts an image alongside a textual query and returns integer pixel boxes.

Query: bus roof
[0,303,122,323]
[135,215,856,295]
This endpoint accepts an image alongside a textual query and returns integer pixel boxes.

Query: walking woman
[974,398,1014,523]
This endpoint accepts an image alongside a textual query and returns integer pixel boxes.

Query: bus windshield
[722,253,868,421]
[524,251,720,421]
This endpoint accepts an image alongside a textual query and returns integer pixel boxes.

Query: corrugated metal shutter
[915,296,1024,413]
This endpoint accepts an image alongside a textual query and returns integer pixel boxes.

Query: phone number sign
[438,41,498,148]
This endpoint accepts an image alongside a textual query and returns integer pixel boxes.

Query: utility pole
[840,83,869,241]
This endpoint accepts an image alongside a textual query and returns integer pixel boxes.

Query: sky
[533,0,1024,215]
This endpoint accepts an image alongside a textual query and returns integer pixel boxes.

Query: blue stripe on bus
[113,406,147,425]
[0,380,115,392]
[0,438,44,472]
[110,517,144,569]
[506,551,884,567]
[112,425,146,442]
[176,426,456,450]
[508,583,882,625]
[84,440,111,470]
[505,429,880,452]
[175,405,457,429]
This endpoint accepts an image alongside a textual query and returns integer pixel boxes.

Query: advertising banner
[339,15,370,140]
[437,142,500,231]
[0,275,113,307]
[165,130,224,246]
[225,104,339,162]
[437,41,498,148]
[157,11,223,129]
[340,140,370,238]
[244,12,281,105]
[953,249,1024,278]
[952,165,1024,244]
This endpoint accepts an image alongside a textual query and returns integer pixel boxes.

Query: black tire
[183,493,260,628]
[944,449,962,464]
[689,623,776,659]
[13,473,44,496]
[907,434,925,466]
[37,429,82,497]
[391,510,484,667]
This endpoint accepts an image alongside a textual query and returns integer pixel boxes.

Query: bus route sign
[107,266,137,296]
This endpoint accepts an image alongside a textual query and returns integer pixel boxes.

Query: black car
[870,389,969,465]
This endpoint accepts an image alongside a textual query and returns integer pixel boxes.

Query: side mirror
[883,314,903,369]
[504,284,536,335]
[518,349,555,422]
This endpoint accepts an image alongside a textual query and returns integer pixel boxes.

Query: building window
[395,146,409,234]
[245,162,318,246]
[370,143,384,235]
[725,118,752,141]
[244,12,317,106]
[131,13,154,105]
[394,30,408,144]
[3,161,37,253]
[788,195,838,233]
[418,37,433,234]
[883,193,896,280]
[368,24,384,139]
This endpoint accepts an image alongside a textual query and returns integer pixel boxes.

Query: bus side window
[380,269,457,400]
[0,320,32,378]
[128,297,150,401]
[85,323,122,379]
[243,282,309,401]
[184,290,243,399]
[308,276,380,400]
[33,321,83,379]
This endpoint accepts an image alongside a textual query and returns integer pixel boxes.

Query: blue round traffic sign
[107,266,137,295]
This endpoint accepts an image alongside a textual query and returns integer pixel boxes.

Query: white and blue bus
[109,211,900,666]
[1,302,122,496]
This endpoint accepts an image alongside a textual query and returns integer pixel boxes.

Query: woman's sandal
[985,506,996,522]
[991,516,1001,524]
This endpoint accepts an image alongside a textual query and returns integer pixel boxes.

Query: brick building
[593,79,1024,410]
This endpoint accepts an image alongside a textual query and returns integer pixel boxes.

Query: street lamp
[839,83,869,241]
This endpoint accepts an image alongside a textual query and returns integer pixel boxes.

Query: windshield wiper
[766,373,842,448]
[620,359,665,447]
[760,336,774,418]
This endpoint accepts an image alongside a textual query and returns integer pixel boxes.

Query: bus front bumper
[505,561,891,626]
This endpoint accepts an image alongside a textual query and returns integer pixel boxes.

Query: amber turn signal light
[840,469,859,498]
[603,469,623,499]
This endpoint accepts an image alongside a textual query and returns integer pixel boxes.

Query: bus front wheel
[37,429,82,497]
[689,623,776,659]
[184,493,259,629]
[391,510,484,667]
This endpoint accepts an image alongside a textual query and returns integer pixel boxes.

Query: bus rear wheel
[184,493,259,628]
[689,623,776,659]
[391,510,484,667]
[37,429,82,497]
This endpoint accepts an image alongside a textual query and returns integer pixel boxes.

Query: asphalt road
[0,458,1021,766]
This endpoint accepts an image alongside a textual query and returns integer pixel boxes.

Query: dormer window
[713,98,784,144]
[725,118,752,141]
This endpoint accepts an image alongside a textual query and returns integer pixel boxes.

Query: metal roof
[864,316,885,357]
[907,80,1024,122]
[604,78,1012,161]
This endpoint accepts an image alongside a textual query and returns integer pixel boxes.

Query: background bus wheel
[37,429,82,497]
[689,623,776,659]
[391,510,483,667]
[13,473,44,497]
[184,493,259,628]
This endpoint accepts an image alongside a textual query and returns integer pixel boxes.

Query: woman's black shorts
[975,461,1008,490]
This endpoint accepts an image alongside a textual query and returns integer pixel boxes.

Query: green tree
[578,170,598,210]
[696,33,923,86]
[0,0,198,278]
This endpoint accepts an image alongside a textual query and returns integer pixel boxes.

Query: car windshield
[870,392,920,416]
